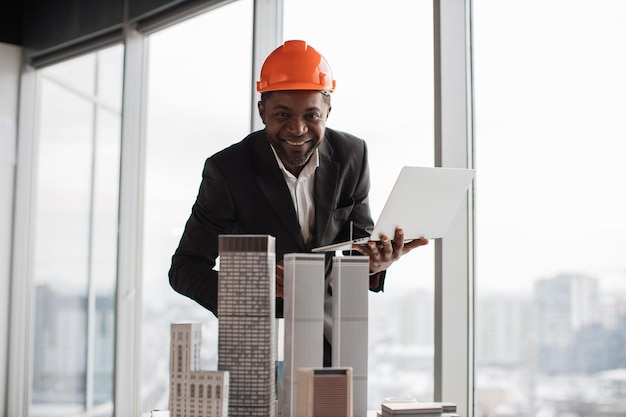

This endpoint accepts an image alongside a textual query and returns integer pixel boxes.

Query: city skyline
[31,269,626,415]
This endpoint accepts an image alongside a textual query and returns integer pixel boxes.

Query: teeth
[285,140,308,146]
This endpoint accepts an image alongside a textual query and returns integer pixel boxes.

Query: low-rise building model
[169,323,229,417]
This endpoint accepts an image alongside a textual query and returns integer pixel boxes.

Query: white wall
[0,41,21,417]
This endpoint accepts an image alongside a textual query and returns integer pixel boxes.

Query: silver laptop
[312,166,475,252]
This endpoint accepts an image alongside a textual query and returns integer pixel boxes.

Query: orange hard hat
[256,40,336,93]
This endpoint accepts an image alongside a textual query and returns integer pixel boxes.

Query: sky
[472,0,626,293]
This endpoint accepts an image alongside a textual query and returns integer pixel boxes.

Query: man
[169,40,428,363]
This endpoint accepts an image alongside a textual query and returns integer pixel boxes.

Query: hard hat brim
[256,80,336,93]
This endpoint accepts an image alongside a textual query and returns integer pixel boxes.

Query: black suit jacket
[169,128,385,317]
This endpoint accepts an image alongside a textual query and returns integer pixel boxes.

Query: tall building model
[283,253,326,417]
[217,235,277,417]
[169,323,229,417]
[332,256,370,417]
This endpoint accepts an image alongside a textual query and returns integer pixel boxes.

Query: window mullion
[433,0,475,416]
[115,29,148,417]
[251,0,283,131]
[8,65,39,417]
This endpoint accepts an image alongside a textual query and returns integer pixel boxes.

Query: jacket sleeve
[343,140,387,292]
[168,158,235,316]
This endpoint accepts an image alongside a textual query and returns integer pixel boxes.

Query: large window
[284,0,435,409]
[30,45,123,417]
[141,1,253,412]
[11,1,474,416]
[474,1,626,416]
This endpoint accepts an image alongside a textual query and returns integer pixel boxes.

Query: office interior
[1,0,625,416]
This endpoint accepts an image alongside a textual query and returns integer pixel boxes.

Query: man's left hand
[351,228,429,275]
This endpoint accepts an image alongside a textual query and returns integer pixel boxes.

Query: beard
[274,136,321,168]
[276,145,316,168]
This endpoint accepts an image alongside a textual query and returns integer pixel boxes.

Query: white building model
[167,237,372,417]
[217,235,277,417]
[283,253,326,417]
[169,323,229,417]
[332,256,370,417]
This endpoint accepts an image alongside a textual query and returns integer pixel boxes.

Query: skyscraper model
[169,323,229,417]
[217,235,277,417]
[332,256,370,417]
[283,253,326,417]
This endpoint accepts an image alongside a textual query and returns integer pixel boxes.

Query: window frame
[8,64,39,417]
[8,0,475,416]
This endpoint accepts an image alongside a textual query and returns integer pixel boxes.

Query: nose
[286,117,307,136]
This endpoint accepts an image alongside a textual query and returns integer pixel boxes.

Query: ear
[257,101,266,124]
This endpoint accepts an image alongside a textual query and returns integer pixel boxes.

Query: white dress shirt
[271,147,319,244]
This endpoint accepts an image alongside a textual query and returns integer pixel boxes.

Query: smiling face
[258,90,331,176]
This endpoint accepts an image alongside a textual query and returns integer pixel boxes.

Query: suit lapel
[313,140,339,248]
[251,132,306,250]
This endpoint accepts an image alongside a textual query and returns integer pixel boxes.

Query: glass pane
[41,53,96,98]
[284,0,434,409]
[97,47,124,113]
[32,80,93,416]
[30,45,123,417]
[474,1,626,416]
[141,1,253,412]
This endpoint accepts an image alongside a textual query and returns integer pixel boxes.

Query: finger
[380,236,393,257]
[276,276,284,298]
[368,241,381,257]
[403,237,429,251]
[351,244,368,255]
[394,228,406,246]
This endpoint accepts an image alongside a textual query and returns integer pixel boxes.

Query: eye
[306,113,322,120]
[272,112,289,119]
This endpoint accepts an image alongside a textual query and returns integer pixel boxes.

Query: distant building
[398,290,434,346]
[297,368,353,417]
[282,253,325,417]
[598,368,626,400]
[217,235,277,417]
[476,294,529,367]
[169,323,228,417]
[533,274,600,373]
[32,285,115,405]
[332,256,369,417]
